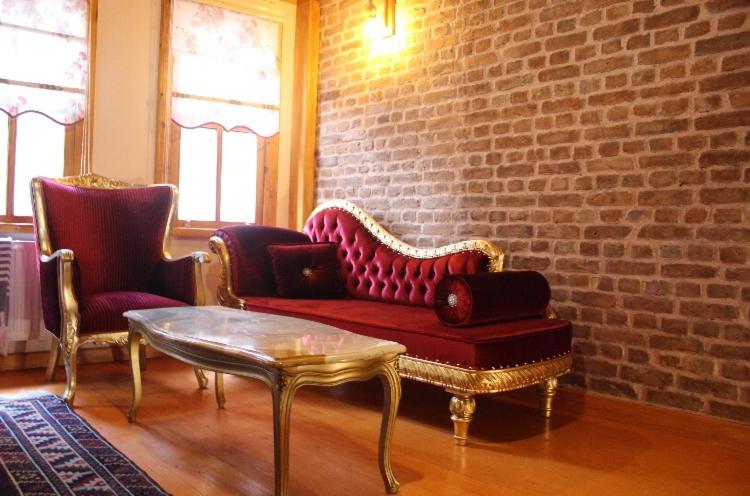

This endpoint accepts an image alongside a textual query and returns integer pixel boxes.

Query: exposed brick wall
[315,0,750,422]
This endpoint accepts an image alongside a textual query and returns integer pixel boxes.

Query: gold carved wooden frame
[308,199,505,271]
[31,173,211,404]
[210,199,570,444]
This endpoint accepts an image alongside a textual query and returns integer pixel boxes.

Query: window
[0,0,95,228]
[156,0,297,236]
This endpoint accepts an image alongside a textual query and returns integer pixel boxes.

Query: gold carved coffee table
[124,306,405,496]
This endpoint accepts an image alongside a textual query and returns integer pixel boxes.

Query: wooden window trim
[155,0,318,238]
[289,0,320,230]
[0,118,86,233]
[156,0,285,236]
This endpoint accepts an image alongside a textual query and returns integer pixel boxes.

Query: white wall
[91,0,160,183]
[91,0,220,301]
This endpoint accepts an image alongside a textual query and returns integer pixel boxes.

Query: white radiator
[0,239,49,355]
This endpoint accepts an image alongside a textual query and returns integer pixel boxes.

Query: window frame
[0,0,98,233]
[167,122,276,227]
[155,0,297,238]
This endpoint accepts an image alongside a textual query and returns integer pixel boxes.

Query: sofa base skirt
[398,353,571,395]
[399,353,571,445]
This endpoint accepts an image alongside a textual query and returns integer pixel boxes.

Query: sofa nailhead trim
[403,351,568,372]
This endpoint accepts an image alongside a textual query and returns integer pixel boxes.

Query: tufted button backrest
[304,207,491,307]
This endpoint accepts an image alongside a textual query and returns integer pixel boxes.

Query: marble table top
[124,306,406,367]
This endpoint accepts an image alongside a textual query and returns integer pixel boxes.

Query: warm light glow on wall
[364,16,390,40]
[365,0,395,39]
[365,0,408,57]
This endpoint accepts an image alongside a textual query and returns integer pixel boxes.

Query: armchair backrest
[304,200,504,307]
[32,175,175,296]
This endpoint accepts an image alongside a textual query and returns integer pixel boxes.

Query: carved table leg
[215,371,225,409]
[448,392,476,446]
[538,377,558,418]
[139,342,147,371]
[194,367,209,389]
[271,377,297,496]
[46,339,60,382]
[378,361,401,494]
[128,330,143,423]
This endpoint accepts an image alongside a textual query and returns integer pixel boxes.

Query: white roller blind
[171,0,281,136]
[0,0,90,124]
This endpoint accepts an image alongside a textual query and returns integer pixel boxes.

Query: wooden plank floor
[1,357,747,495]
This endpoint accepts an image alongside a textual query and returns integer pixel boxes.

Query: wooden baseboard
[0,346,164,372]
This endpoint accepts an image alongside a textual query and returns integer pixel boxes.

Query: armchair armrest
[38,249,80,341]
[152,252,210,305]
[40,248,75,263]
[209,236,242,309]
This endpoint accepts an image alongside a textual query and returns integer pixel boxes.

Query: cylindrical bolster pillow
[435,271,551,326]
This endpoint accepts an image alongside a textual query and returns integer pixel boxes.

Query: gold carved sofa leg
[46,339,60,382]
[62,339,79,404]
[538,377,558,418]
[447,391,476,446]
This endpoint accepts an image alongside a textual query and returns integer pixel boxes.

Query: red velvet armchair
[31,174,210,404]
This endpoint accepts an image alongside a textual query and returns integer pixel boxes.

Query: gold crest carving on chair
[31,173,210,404]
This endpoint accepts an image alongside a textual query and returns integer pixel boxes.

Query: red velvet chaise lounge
[209,200,572,445]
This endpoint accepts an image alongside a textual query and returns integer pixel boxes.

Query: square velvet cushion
[267,242,345,298]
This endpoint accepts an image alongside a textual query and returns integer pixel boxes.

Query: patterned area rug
[0,394,169,495]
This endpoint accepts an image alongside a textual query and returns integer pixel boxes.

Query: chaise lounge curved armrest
[210,199,572,445]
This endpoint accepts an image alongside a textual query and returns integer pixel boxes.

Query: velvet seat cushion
[241,296,571,370]
[435,271,551,326]
[267,243,344,298]
[79,291,189,333]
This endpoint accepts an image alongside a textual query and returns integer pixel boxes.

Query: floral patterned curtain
[171,0,281,137]
[0,0,90,124]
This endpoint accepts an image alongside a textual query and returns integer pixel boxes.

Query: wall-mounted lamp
[366,0,396,39]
